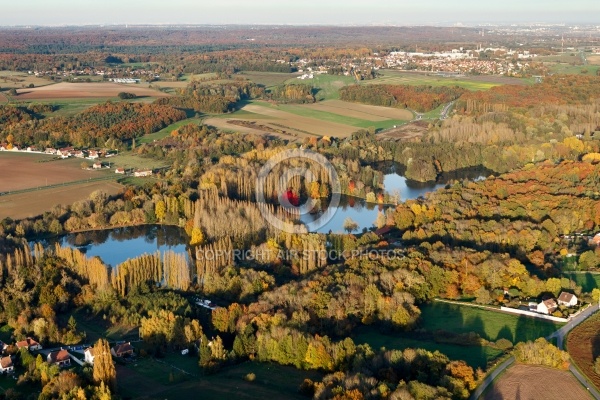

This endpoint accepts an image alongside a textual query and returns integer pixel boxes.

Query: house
[92,162,102,169]
[134,169,152,177]
[111,342,134,358]
[47,349,71,367]
[591,233,600,247]
[16,337,42,351]
[557,292,578,307]
[115,168,125,174]
[84,347,95,365]
[0,356,13,373]
[45,147,57,155]
[374,226,392,238]
[87,150,99,160]
[537,298,558,315]
[73,150,85,158]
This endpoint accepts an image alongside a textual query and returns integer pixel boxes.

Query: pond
[300,164,490,233]
[35,225,190,267]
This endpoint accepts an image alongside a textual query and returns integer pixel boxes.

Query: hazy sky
[2,0,599,26]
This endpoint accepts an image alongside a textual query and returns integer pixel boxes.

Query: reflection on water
[36,225,189,267]
[302,163,491,233]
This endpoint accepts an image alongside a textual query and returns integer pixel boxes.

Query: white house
[134,169,152,177]
[47,349,71,368]
[115,168,125,174]
[557,292,578,307]
[0,356,13,373]
[84,347,95,365]
[537,298,558,315]
[92,162,102,169]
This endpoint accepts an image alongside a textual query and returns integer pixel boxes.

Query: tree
[8,88,17,96]
[92,339,117,391]
[118,92,137,100]
[343,217,359,233]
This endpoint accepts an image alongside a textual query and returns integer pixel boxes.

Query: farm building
[557,292,578,307]
[134,169,152,177]
[115,168,125,174]
[92,162,102,169]
[47,349,71,367]
[537,299,558,315]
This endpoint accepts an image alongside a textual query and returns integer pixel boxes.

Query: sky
[1,0,599,26]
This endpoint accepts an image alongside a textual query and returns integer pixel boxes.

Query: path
[469,303,600,399]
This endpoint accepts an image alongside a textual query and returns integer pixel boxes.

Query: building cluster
[29,68,161,81]
[382,49,534,75]
[530,292,579,315]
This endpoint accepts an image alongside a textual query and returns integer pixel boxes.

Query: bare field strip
[242,104,356,137]
[482,364,591,400]
[0,92,7,104]
[14,82,171,100]
[302,100,413,121]
[588,55,600,65]
[0,152,103,191]
[0,181,123,220]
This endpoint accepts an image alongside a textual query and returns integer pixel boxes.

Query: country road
[470,304,600,399]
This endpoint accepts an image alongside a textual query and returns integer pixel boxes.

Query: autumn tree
[92,338,117,391]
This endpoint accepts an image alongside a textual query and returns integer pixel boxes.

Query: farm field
[588,55,600,65]
[14,82,171,100]
[566,311,600,390]
[0,91,7,104]
[238,71,300,87]
[0,70,53,89]
[548,63,600,75]
[118,359,322,400]
[298,99,413,121]
[0,180,123,220]
[481,364,591,400]
[365,70,521,90]
[0,152,104,192]
[420,302,561,343]
[353,327,502,369]
[108,152,171,170]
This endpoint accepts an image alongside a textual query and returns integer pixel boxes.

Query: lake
[36,225,190,267]
[301,164,490,233]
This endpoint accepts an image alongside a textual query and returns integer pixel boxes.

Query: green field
[138,117,203,144]
[238,71,300,88]
[119,358,322,400]
[72,309,138,342]
[277,104,407,130]
[563,272,600,293]
[284,74,356,101]
[419,302,562,343]
[365,70,508,90]
[547,63,600,75]
[354,328,502,369]
[108,153,170,170]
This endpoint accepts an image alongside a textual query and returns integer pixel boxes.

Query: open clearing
[0,152,99,191]
[0,71,53,89]
[0,180,123,220]
[14,82,171,100]
[300,99,413,121]
[588,55,600,65]
[567,311,600,390]
[118,359,322,400]
[238,71,300,87]
[482,364,591,400]
[421,302,561,343]
[365,70,522,90]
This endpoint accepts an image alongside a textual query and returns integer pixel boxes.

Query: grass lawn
[117,176,160,187]
[353,327,502,370]
[562,272,600,293]
[108,153,170,170]
[547,63,600,75]
[419,302,562,343]
[72,309,139,343]
[0,325,13,343]
[119,358,322,400]
[138,117,203,144]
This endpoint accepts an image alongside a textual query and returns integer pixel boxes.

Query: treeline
[1,101,186,148]
[340,84,466,112]
[156,80,264,113]
[457,75,600,114]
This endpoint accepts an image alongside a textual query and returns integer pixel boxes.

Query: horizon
[2,0,599,26]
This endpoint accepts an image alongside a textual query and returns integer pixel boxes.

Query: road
[468,356,515,400]
[440,101,455,119]
[470,304,600,399]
